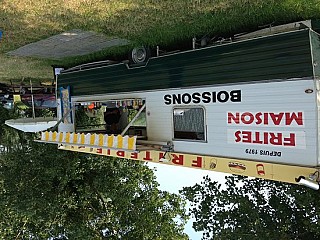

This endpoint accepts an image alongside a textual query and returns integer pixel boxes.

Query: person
[104,108,121,133]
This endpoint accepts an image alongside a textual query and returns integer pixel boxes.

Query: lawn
[1,0,320,84]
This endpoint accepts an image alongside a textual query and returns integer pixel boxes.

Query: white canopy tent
[5,117,58,132]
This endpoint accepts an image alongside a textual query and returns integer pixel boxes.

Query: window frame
[172,106,207,142]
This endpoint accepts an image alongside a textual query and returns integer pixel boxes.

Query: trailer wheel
[129,46,151,64]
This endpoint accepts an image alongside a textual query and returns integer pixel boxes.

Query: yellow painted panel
[128,137,135,150]
[66,132,70,143]
[52,132,57,141]
[73,133,78,144]
[45,131,49,141]
[80,133,85,144]
[99,134,104,146]
[58,144,318,186]
[117,135,123,149]
[90,134,95,145]
[59,132,63,142]
[107,135,113,147]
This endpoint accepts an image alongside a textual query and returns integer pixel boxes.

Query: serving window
[74,99,146,138]
[173,107,206,141]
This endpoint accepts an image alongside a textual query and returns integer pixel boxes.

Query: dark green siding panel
[58,29,313,97]
[310,30,320,78]
[312,19,320,34]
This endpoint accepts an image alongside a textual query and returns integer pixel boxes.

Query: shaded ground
[7,29,129,60]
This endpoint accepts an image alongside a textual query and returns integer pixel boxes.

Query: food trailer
[38,20,320,189]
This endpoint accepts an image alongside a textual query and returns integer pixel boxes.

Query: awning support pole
[121,103,146,136]
[47,106,73,131]
[30,79,35,119]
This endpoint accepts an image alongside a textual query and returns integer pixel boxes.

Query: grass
[1,0,320,84]
[0,55,53,83]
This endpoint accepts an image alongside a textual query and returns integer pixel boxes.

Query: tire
[129,46,151,64]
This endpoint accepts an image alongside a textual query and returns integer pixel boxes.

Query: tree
[181,175,320,240]
[0,138,188,239]
[0,105,23,151]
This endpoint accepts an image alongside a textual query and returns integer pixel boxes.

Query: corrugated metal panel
[58,29,313,96]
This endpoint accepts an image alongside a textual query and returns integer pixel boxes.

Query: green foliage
[0,106,23,149]
[0,139,188,239]
[181,175,320,240]
[75,105,99,125]
[0,106,10,124]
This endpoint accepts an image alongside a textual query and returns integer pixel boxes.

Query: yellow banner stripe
[66,132,70,143]
[73,133,78,144]
[99,134,104,146]
[80,133,85,144]
[90,134,95,145]
[117,135,123,149]
[45,131,49,141]
[128,137,135,150]
[40,131,137,150]
[59,132,63,142]
[52,131,57,141]
[107,135,113,147]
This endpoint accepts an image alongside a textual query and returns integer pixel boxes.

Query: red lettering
[228,111,304,126]
[131,152,138,159]
[241,112,254,124]
[283,133,296,146]
[252,132,263,144]
[192,157,202,168]
[285,112,303,126]
[235,131,241,142]
[116,151,125,157]
[269,133,283,145]
[234,131,297,147]
[96,148,102,154]
[107,149,111,155]
[264,113,269,125]
[255,112,262,125]
[143,151,153,161]
[158,152,166,160]
[242,131,252,143]
[270,113,284,125]
[228,112,239,124]
[263,132,269,144]
[171,154,184,165]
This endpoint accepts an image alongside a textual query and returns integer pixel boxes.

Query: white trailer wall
[72,78,317,167]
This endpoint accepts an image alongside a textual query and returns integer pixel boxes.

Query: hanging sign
[60,86,73,124]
